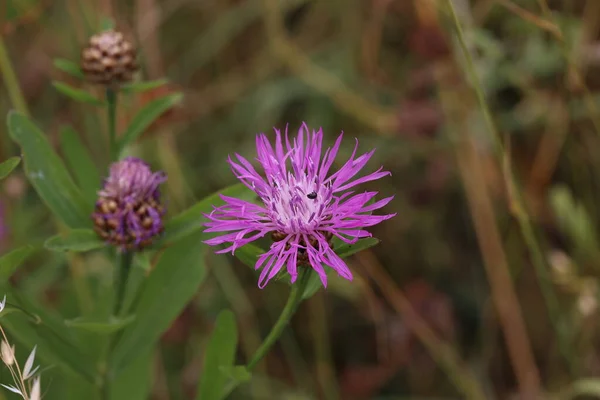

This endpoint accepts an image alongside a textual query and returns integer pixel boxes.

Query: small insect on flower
[204,124,395,288]
[92,157,166,251]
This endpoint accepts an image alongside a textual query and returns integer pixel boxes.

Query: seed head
[93,157,166,251]
[81,30,138,86]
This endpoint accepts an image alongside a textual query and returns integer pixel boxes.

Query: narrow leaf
[59,126,101,204]
[219,366,252,399]
[0,245,36,282]
[120,79,169,93]
[44,229,105,252]
[118,93,183,151]
[0,156,20,179]
[233,244,263,269]
[53,58,84,79]
[65,315,136,334]
[52,81,104,106]
[302,238,380,300]
[110,232,207,373]
[157,183,255,247]
[197,310,238,400]
[0,383,22,395]
[7,111,91,228]
[23,345,37,379]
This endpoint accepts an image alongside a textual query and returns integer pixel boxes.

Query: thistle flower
[93,157,166,251]
[204,124,395,288]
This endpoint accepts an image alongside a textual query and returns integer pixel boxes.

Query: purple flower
[93,157,166,251]
[204,124,395,288]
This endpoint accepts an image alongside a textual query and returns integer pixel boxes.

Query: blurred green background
[4,0,600,398]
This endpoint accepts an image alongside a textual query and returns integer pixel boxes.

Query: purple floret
[93,157,166,251]
[204,124,395,289]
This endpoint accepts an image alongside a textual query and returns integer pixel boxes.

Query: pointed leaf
[197,310,238,400]
[0,156,20,180]
[44,229,105,252]
[219,366,252,399]
[157,183,255,247]
[65,315,136,334]
[302,238,380,299]
[23,345,37,379]
[233,243,263,269]
[52,81,104,106]
[7,112,91,228]
[53,58,84,79]
[118,93,183,151]
[0,383,22,395]
[0,245,36,282]
[59,126,101,203]
[110,232,207,373]
[120,79,169,93]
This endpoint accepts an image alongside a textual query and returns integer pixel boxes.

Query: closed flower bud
[93,157,166,251]
[81,30,138,86]
[1,340,14,366]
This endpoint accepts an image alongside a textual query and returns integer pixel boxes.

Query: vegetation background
[2,0,600,398]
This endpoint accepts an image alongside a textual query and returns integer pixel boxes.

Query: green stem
[246,269,310,370]
[0,37,30,116]
[106,88,118,161]
[114,251,133,316]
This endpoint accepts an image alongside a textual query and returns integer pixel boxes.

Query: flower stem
[246,269,310,370]
[106,88,118,161]
[114,251,133,316]
[0,37,29,116]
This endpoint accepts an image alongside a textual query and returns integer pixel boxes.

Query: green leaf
[44,229,105,252]
[65,315,135,334]
[219,366,252,399]
[109,232,207,374]
[110,351,153,400]
[157,182,255,247]
[118,93,183,151]
[0,245,36,282]
[550,185,600,262]
[7,111,91,228]
[60,126,101,204]
[52,81,104,106]
[233,243,263,269]
[220,365,251,382]
[336,237,380,258]
[197,310,239,400]
[0,289,96,382]
[53,58,85,79]
[0,156,20,179]
[120,79,169,93]
[302,238,380,299]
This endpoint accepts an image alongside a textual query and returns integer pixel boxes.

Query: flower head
[204,124,395,288]
[81,30,138,86]
[93,157,166,251]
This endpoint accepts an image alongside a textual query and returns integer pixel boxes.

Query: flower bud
[93,157,166,251]
[81,30,138,86]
